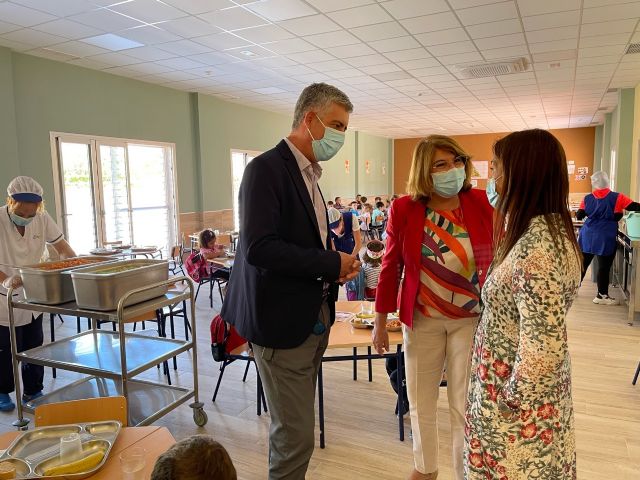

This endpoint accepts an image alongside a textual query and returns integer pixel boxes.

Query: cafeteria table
[318,301,405,448]
[0,426,175,479]
[207,257,234,270]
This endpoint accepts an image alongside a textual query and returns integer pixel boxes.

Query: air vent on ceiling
[455,57,528,79]
[597,107,607,110]
[606,88,618,93]
[626,43,640,54]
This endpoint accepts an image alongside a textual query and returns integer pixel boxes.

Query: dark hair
[327,200,334,206]
[198,229,216,249]
[375,201,384,209]
[150,435,237,480]
[350,201,357,206]
[334,196,341,203]
[492,129,580,265]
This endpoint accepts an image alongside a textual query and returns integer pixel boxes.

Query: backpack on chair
[184,251,208,283]
[210,314,247,361]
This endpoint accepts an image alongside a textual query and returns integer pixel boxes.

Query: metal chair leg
[212,360,229,402]
[242,361,251,382]
[353,347,357,380]
[633,361,640,385]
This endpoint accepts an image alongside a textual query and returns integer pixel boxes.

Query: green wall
[357,132,392,197]
[1,47,393,217]
[597,89,635,195]
[593,125,603,172]
[0,48,20,186]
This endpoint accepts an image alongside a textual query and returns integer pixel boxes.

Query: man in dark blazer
[221,83,361,480]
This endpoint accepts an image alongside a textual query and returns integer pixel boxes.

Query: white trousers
[404,315,477,480]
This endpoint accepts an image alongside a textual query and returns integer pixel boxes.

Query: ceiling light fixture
[239,50,257,57]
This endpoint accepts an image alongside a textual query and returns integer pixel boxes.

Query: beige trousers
[404,314,477,480]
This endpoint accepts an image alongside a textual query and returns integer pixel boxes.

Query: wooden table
[0,426,175,479]
[318,301,405,448]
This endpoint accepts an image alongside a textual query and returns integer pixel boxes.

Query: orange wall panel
[393,127,595,196]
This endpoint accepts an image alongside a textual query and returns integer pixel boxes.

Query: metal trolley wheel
[191,402,208,427]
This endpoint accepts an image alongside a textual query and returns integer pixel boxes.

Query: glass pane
[232,152,256,232]
[59,142,97,254]
[99,145,131,245]
[127,144,172,253]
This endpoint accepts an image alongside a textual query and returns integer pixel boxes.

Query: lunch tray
[0,421,121,479]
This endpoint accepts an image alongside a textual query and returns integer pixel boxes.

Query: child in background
[198,229,230,281]
[151,435,237,480]
[360,203,373,241]
[360,239,384,300]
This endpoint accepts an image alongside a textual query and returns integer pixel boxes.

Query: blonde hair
[6,197,45,213]
[406,135,473,201]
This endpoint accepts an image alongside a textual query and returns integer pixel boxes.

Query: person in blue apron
[327,207,361,256]
[577,171,640,305]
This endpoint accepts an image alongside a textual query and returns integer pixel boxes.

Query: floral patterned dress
[464,216,581,480]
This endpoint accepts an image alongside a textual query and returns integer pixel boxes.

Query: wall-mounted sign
[471,160,488,179]
[365,160,370,174]
[345,159,350,174]
[577,166,589,175]
[382,164,386,175]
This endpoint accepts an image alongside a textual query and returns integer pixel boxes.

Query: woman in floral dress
[464,129,582,480]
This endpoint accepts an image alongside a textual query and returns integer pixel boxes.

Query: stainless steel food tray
[0,421,120,479]
[70,259,169,311]
[19,257,115,305]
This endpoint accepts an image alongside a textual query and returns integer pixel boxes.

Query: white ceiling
[1,0,639,138]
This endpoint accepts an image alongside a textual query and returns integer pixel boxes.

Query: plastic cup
[120,447,146,480]
[59,433,82,463]
[361,301,373,315]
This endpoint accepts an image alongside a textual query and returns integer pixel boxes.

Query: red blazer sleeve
[375,197,406,313]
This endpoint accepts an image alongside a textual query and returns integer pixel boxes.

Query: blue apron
[331,212,355,254]
[578,191,619,255]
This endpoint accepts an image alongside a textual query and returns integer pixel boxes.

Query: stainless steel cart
[6,277,207,430]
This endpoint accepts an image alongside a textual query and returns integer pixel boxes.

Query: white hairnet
[591,171,610,189]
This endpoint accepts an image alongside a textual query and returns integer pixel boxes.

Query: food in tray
[89,263,143,274]
[351,318,373,329]
[41,450,104,476]
[355,313,375,319]
[386,319,402,331]
[0,461,15,479]
[34,258,105,270]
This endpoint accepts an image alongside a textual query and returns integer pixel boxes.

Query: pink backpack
[184,251,208,282]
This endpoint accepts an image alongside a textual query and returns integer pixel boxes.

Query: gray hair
[292,83,353,129]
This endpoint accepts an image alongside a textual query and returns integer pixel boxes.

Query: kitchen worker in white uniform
[0,176,76,411]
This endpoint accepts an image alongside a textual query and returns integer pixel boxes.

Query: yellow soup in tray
[90,264,142,274]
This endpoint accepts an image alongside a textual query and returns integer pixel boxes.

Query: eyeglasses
[432,155,469,172]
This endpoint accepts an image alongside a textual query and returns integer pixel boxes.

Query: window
[610,149,617,191]
[231,149,261,231]
[51,133,178,256]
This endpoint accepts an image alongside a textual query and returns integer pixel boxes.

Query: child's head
[361,240,385,266]
[151,435,237,480]
[375,201,385,209]
[364,203,373,213]
[198,229,216,249]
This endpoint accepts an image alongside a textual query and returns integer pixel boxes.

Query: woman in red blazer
[373,135,494,480]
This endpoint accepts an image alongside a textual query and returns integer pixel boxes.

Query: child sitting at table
[198,229,230,281]
[151,435,237,480]
[361,239,384,300]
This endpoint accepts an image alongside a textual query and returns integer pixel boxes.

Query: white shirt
[284,138,328,248]
[0,205,64,326]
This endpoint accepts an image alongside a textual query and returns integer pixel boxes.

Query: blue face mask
[10,212,34,227]
[431,167,466,198]
[486,176,502,208]
[307,116,345,162]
